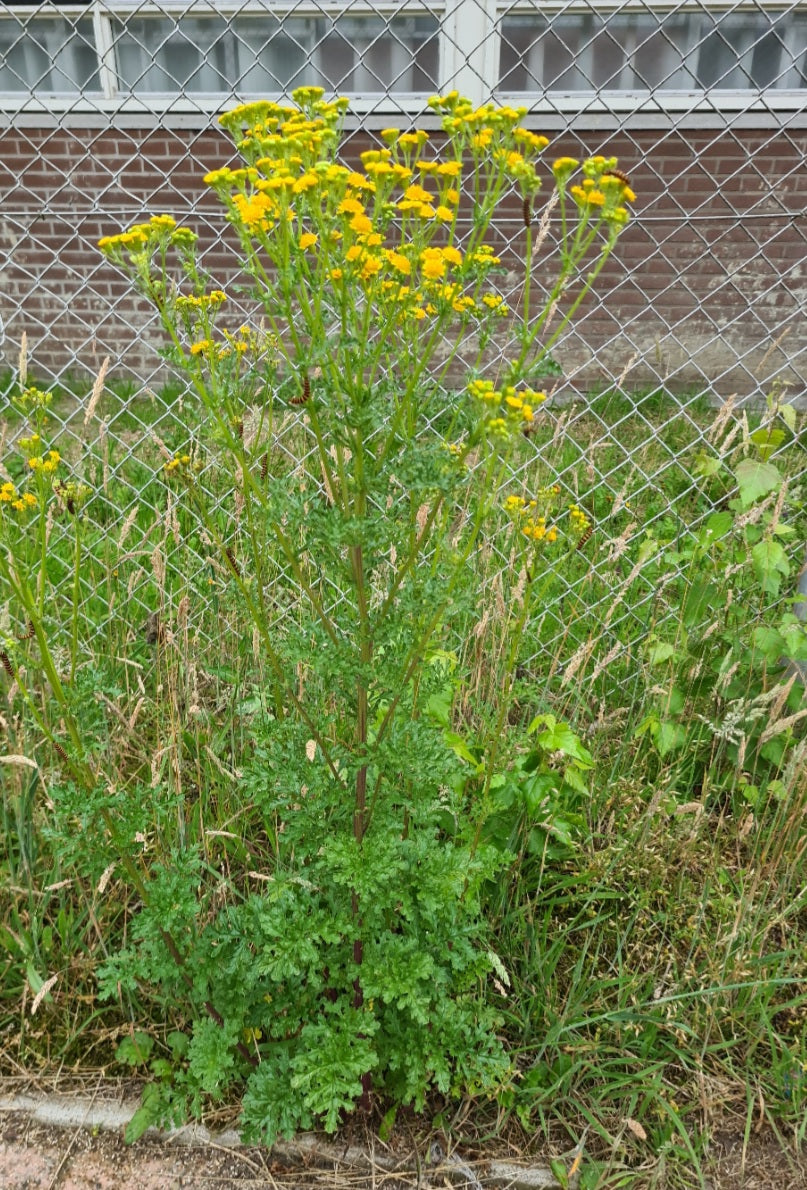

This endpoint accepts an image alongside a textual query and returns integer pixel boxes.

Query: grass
[1,373,806,1187]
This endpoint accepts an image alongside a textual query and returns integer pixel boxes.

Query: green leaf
[683,579,718,627]
[699,511,734,548]
[751,540,790,595]
[379,1106,398,1142]
[751,625,785,663]
[25,962,44,997]
[124,1104,156,1144]
[656,720,686,758]
[167,1031,189,1059]
[562,764,589,795]
[549,1157,570,1189]
[693,450,722,478]
[648,641,676,666]
[780,403,797,433]
[115,1031,155,1068]
[443,731,481,769]
[733,458,782,508]
[750,426,786,461]
[528,717,594,766]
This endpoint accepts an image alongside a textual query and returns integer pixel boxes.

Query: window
[0,1,804,111]
[499,6,807,92]
[0,11,99,93]
[110,11,440,95]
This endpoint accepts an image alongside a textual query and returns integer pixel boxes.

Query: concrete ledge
[0,1094,564,1189]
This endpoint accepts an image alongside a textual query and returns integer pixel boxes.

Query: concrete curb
[0,1094,563,1188]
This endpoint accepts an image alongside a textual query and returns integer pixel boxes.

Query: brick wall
[1,120,805,398]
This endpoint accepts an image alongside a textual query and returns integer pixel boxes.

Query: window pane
[112,12,440,95]
[499,9,807,91]
[0,14,98,93]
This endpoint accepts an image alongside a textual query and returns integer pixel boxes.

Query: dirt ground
[0,1100,805,1190]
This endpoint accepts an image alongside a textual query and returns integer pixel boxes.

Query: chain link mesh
[1,1,805,672]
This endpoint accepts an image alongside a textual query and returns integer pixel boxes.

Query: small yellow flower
[349,213,374,236]
[299,232,318,251]
[338,197,364,216]
[421,255,445,280]
[503,494,526,513]
[401,183,433,205]
[386,250,411,275]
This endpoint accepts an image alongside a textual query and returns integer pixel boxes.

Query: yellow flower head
[552,156,579,182]
[386,250,411,275]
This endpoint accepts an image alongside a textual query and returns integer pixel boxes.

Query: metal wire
[1,0,805,669]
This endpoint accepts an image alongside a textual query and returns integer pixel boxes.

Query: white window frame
[0,0,804,129]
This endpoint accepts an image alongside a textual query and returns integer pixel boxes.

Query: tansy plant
[0,372,93,702]
[93,88,634,1141]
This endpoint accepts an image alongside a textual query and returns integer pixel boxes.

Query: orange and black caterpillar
[260,452,268,481]
[289,372,311,406]
[53,742,69,763]
[576,524,594,550]
[603,167,631,186]
[18,620,35,640]
[224,546,240,577]
[522,197,532,228]
[0,651,13,677]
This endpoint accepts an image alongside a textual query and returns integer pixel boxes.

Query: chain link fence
[1,1,806,673]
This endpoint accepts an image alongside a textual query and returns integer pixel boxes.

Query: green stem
[69,516,81,683]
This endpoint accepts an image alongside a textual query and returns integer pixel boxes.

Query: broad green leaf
[750,426,786,461]
[751,540,790,595]
[699,511,733,547]
[124,1104,156,1144]
[693,450,722,478]
[751,625,785,662]
[780,403,797,433]
[648,641,676,666]
[683,578,718,627]
[115,1031,154,1067]
[733,458,782,508]
[656,720,686,757]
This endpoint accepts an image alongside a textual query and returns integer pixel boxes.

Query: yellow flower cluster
[175,290,227,312]
[187,321,269,363]
[28,450,60,474]
[0,481,38,513]
[468,380,546,428]
[523,517,558,543]
[501,494,559,543]
[568,503,592,537]
[164,453,191,473]
[99,214,197,258]
[17,387,52,412]
[426,92,548,198]
[554,155,635,227]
